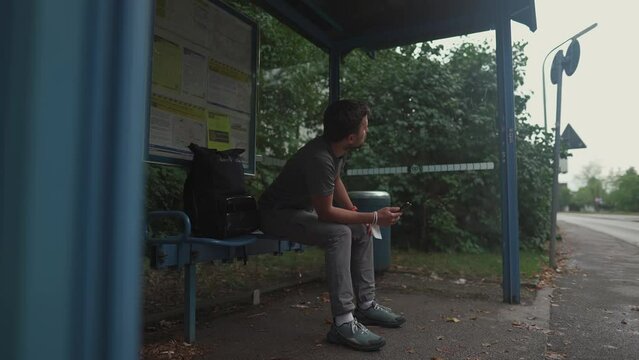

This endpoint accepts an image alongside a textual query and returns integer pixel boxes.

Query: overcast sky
[437,0,638,190]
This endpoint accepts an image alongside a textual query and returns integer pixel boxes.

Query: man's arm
[333,176,354,210]
[311,192,372,224]
[311,191,400,226]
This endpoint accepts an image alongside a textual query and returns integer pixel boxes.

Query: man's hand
[376,207,401,226]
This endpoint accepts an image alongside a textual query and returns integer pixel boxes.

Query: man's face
[347,115,368,150]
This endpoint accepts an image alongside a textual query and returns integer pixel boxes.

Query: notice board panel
[147,0,257,174]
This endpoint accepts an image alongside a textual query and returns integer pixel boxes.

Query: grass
[197,247,548,293]
[143,247,548,315]
[198,247,325,292]
[391,249,548,280]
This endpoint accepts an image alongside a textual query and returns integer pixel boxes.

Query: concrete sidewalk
[143,220,639,359]
[187,275,551,359]
[144,271,552,359]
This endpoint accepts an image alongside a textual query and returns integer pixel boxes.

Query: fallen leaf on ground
[405,347,416,354]
[446,317,461,323]
[290,304,309,309]
[319,292,330,303]
[141,338,204,360]
[545,351,565,360]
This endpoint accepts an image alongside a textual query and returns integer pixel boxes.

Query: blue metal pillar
[495,1,521,304]
[329,48,341,103]
[184,263,197,343]
[0,0,153,359]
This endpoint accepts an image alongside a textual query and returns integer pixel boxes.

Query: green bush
[144,4,554,252]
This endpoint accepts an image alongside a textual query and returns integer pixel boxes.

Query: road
[558,212,639,247]
[548,215,639,359]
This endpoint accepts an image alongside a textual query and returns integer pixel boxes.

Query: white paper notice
[206,67,251,112]
[172,116,206,151]
[182,48,207,98]
[149,107,174,148]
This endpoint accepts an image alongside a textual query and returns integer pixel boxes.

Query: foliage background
[146,2,555,253]
[560,162,639,213]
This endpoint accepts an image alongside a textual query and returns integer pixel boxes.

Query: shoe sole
[326,330,385,351]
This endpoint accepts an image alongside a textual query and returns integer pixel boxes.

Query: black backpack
[184,143,259,239]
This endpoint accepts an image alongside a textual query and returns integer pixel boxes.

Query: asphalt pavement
[142,215,639,359]
[558,213,639,247]
[546,219,639,359]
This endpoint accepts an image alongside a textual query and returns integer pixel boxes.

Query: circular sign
[550,50,564,85]
[410,164,421,174]
[564,39,581,76]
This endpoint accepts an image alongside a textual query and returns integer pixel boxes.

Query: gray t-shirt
[259,136,344,210]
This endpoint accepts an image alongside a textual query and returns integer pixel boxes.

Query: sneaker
[326,319,386,351]
[354,301,406,328]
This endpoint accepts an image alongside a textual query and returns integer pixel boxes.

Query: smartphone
[399,201,412,211]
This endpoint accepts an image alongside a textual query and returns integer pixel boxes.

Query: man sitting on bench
[258,99,405,352]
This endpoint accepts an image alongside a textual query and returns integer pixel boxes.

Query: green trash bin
[349,191,391,273]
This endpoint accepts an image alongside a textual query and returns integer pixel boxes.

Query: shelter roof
[252,0,536,53]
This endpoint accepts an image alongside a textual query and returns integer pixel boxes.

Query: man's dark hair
[322,99,371,142]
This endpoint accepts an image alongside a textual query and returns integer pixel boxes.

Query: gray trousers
[260,209,375,316]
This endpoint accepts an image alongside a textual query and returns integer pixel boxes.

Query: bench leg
[184,263,196,343]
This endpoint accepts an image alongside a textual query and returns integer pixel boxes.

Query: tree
[340,42,552,251]
[571,163,606,211]
[559,184,572,211]
[576,162,603,188]
[608,167,639,212]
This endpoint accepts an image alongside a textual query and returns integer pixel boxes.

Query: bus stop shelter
[1,0,536,359]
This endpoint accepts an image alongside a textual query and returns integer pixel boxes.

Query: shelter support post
[0,1,153,359]
[495,2,521,304]
[184,263,197,343]
[329,48,341,102]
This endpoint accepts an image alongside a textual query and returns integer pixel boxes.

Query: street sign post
[548,37,591,268]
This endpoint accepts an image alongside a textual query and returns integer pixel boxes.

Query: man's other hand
[377,207,401,226]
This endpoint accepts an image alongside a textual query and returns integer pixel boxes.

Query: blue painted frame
[1,1,153,359]
[495,0,521,304]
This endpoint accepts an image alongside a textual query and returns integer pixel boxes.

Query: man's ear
[346,133,356,144]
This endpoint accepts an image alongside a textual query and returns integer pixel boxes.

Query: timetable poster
[149,0,256,172]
